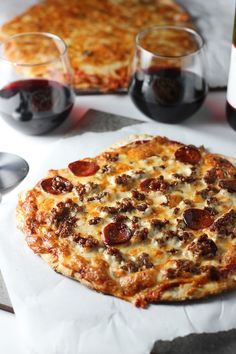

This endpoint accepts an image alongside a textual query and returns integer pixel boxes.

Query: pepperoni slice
[140,179,158,192]
[175,145,201,165]
[41,176,73,195]
[183,208,214,230]
[103,222,132,246]
[219,179,236,193]
[68,160,99,177]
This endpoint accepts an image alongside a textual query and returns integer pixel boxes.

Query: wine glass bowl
[0,152,29,193]
[128,26,208,124]
[0,32,74,135]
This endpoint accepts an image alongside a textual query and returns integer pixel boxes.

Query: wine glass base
[0,152,29,192]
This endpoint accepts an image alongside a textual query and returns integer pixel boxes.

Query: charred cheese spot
[222,245,236,270]
[219,180,236,193]
[120,269,157,296]
[205,155,234,169]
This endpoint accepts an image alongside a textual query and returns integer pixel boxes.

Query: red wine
[129,68,207,123]
[0,79,74,135]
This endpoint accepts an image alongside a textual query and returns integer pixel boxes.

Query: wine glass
[0,32,74,135]
[129,25,208,123]
[0,32,75,192]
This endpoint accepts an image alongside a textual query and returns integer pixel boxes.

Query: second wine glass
[129,26,208,124]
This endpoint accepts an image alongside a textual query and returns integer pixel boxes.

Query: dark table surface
[152,329,236,354]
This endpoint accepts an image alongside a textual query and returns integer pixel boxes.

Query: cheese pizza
[17,135,236,307]
[0,0,193,92]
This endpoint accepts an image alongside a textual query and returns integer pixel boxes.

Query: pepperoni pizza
[17,135,236,307]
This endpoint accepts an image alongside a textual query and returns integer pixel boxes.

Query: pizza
[0,0,193,92]
[16,135,236,308]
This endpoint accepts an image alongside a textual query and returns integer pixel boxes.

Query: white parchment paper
[0,121,236,354]
[0,0,235,89]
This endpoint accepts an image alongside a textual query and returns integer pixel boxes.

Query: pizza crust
[219,155,236,167]
[107,134,153,150]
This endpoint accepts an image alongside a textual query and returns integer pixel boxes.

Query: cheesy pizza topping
[17,136,236,307]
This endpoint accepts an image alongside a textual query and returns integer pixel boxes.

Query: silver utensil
[0,152,29,193]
